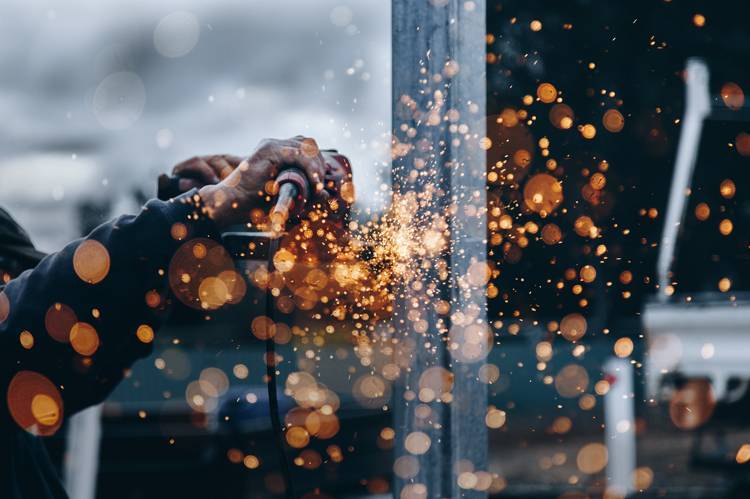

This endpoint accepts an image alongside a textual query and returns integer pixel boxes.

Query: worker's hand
[198,136,328,228]
[158,155,243,199]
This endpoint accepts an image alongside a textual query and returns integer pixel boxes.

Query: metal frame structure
[392,1,488,497]
[600,59,710,499]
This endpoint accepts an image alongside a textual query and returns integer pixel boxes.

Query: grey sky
[0,0,391,251]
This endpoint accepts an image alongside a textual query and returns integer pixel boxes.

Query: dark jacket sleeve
[0,190,217,431]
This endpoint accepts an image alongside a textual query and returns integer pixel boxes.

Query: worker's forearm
[0,190,217,431]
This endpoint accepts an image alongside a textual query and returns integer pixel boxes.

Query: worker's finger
[178,178,203,192]
[272,144,327,198]
[206,156,235,180]
[281,136,327,197]
[220,154,244,168]
[172,156,221,185]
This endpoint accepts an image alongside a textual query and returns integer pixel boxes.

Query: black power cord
[160,171,311,498]
[265,236,295,499]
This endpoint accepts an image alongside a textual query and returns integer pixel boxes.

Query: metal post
[604,358,636,498]
[392,1,487,497]
[64,404,102,499]
[655,59,710,299]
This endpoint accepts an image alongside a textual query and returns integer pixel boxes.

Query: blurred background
[3,0,750,498]
[481,1,750,498]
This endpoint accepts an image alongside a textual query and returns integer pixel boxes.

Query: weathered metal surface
[392,1,488,496]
